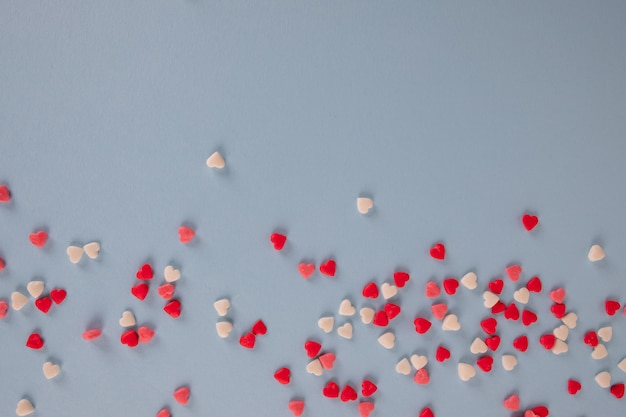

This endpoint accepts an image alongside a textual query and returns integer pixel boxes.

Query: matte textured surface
[1,1,626,416]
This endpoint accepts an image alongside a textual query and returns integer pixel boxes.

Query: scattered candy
[605,300,621,316]
[488,279,504,295]
[83,242,100,259]
[318,317,334,333]
[470,337,488,354]
[360,308,375,324]
[252,320,267,335]
[442,314,461,331]
[29,230,48,248]
[138,326,155,343]
[502,355,518,371]
[526,276,542,293]
[136,264,154,280]
[357,197,374,214]
[503,394,520,410]
[0,184,11,202]
[67,246,84,263]
[16,399,35,416]
[618,358,626,373]
[588,244,605,262]
[429,243,446,260]
[288,400,304,416]
[458,363,476,381]
[461,272,478,289]
[34,297,52,314]
[163,300,181,318]
[206,151,225,168]
[361,379,378,396]
[173,386,190,405]
[476,355,494,372]
[410,354,428,370]
[553,325,568,341]
[319,259,336,277]
[506,265,522,281]
[49,288,66,304]
[213,299,230,316]
[157,283,175,300]
[358,401,375,417]
[550,288,565,303]
[339,299,356,316]
[552,339,568,355]
[0,301,7,319]
[306,359,323,376]
[216,322,233,338]
[337,323,353,339]
[319,353,336,370]
[598,326,612,342]
[591,344,608,360]
[156,408,170,417]
[26,332,44,349]
[377,332,395,349]
[304,340,322,358]
[26,281,44,298]
[372,310,389,327]
[298,262,315,279]
[274,367,291,384]
[380,283,398,299]
[270,233,286,250]
[396,358,411,375]
[131,283,149,300]
[435,345,450,362]
[610,383,625,399]
[431,303,447,320]
[425,281,440,298]
[481,317,497,335]
[414,368,430,384]
[443,278,459,295]
[82,329,102,340]
[362,282,379,298]
[419,407,434,417]
[514,288,530,304]
[485,335,500,351]
[483,291,499,308]
[567,379,581,395]
[164,265,181,282]
[120,330,139,347]
[522,213,538,231]
[595,371,611,388]
[561,312,578,329]
[414,317,432,334]
[323,381,339,397]
[340,384,358,402]
[539,334,556,350]
[119,310,136,327]
[584,331,599,347]
[521,309,537,326]
[178,226,195,243]
[42,361,61,379]
[513,335,529,352]
[239,332,256,349]
[393,271,410,288]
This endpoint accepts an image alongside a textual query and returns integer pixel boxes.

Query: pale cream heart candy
[11,292,29,311]
[338,299,355,316]
[458,363,476,382]
[360,307,375,324]
[26,281,44,298]
[460,272,478,290]
[395,358,411,375]
[588,244,605,262]
[381,283,398,300]
[216,321,233,338]
[618,358,626,373]
[356,197,374,215]
[410,354,428,370]
[442,314,461,331]
[119,310,136,327]
[42,362,60,379]
[66,246,84,264]
[83,242,100,259]
[470,337,488,354]
[213,299,230,316]
[337,322,353,339]
[318,316,334,333]
[561,312,578,329]
[553,325,569,341]
[164,265,181,283]
[206,151,225,169]
[483,291,499,308]
[378,332,395,349]
[591,344,608,360]
[595,371,611,388]
[552,339,568,355]
[501,355,517,371]
[306,359,323,376]
[513,287,530,304]
[598,326,612,342]
[16,399,34,416]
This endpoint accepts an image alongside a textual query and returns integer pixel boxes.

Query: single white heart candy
[595,371,611,388]
[591,344,608,360]
[470,337,488,354]
[458,363,476,381]
[598,326,612,342]
[381,283,398,300]
[552,339,568,355]
[588,244,605,262]
[26,281,44,298]
[442,314,461,331]
[213,299,230,316]
[206,151,225,169]
[378,332,395,349]
[501,355,517,371]
[460,272,478,290]
[337,322,353,339]
[360,307,375,324]
[618,357,626,373]
[83,242,100,259]
[395,358,411,375]
[561,312,578,329]
[318,316,334,333]
[42,362,61,379]
[16,399,35,416]
[66,246,84,264]
[513,287,530,304]
[164,265,181,282]
[356,197,374,214]
[483,291,499,308]
[338,299,355,316]
[306,359,323,376]
[216,321,233,338]
[553,325,569,341]
[11,292,29,311]
[410,354,428,370]
[119,310,136,327]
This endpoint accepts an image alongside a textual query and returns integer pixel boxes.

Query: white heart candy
[378,332,395,349]
[164,265,181,283]
[598,326,612,342]
[16,399,35,416]
[216,321,233,338]
[395,358,411,375]
[119,310,136,327]
[360,307,375,324]
[460,272,478,290]
[410,354,428,370]
[561,312,578,329]
[306,359,323,376]
[513,287,530,304]
[618,357,626,373]
[11,292,29,311]
[213,299,230,316]
[588,244,605,262]
[501,354,517,371]
[42,362,60,379]
[553,325,569,341]
[595,371,611,388]
[66,246,84,264]
[470,337,488,354]
[337,322,353,339]
[552,339,568,355]
[206,151,225,169]
[458,363,476,381]
[483,291,499,308]
[26,281,44,298]
[338,299,355,316]
[442,314,461,331]
[356,197,374,214]
[381,283,398,300]
[591,344,608,360]
[83,242,100,259]
[318,316,334,333]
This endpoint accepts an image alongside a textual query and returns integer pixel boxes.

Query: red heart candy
[583,331,598,347]
[393,271,410,288]
[414,317,432,334]
[26,332,44,349]
[157,283,175,300]
[513,335,529,352]
[567,379,581,395]
[425,281,441,298]
[0,301,8,319]
[298,262,315,279]
[414,368,430,384]
[539,334,556,350]
[481,318,497,335]
[361,379,377,396]
[491,301,506,315]
[0,184,11,202]
[362,282,379,299]
[0,257,5,271]
[50,288,67,304]
[606,299,621,316]
[384,302,401,320]
[304,340,322,358]
[526,276,542,292]
[136,263,154,280]
[522,214,539,231]
[319,353,335,370]
[163,300,181,318]
[358,401,375,417]
[550,288,565,303]
[319,259,336,277]
[35,296,52,314]
[503,394,519,410]
[270,233,287,250]
[522,309,538,326]
[429,243,445,260]
[431,303,447,320]
[138,326,155,343]
[373,310,389,327]
[506,264,522,281]
[274,367,291,384]
[239,332,256,349]
[178,226,195,243]
[131,283,149,300]
[252,319,267,336]
[323,381,339,398]
[288,400,304,417]
[419,406,434,417]
[156,409,170,417]
[340,384,357,402]
[532,406,549,417]
[504,303,520,321]
[550,303,566,319]
[29,230,48,248]
[443,278,459,295]
[476,355,493,372]
[173,386,190,405]
[120,330,139,347]
[485,335,500,351]
[435,345,450,362]
[610,383,625,399]
[488,279,504,294]
[82,329,101,340]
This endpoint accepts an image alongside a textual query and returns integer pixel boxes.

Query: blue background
[1,1,626,416]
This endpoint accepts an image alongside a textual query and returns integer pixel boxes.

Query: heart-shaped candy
[319,259,336,277]
[164,265,181,282]
[567,379,581,395]
[306,359,322,376]
[539,334,556,350]
[483,291,499,308]
[16,399,35,416]
[513,335,528,352]
[476,355,494,372]
[66,246,84,263]
[157,284,175,300]
[552,339,568,354]
[485,335,500,351]
[591,344,608,360]
[136,263,153,280]
[393,271,410,288]
[410,354,428,370]
[413,317,432,334]
[526,276,542,292]
[360,308,375,324]
[298,262,315,279]
[319,352,335,370]
[173,386,190,405]
[488,279,504,294]
[588,244,605,262]
[425,281,440,298]
[131,283,149,300]
[27,281,44,298]
[606,300,621,316]
[502,354,517,371]
[317,317,334,333]
[239,332,256,349]
[178,226,195,243]
[414,368,430,384]
[0,184,11,202]
[361,379,377,396]
[443,278,459,295]
[550,288,565,303]
[514,287,530,304]
[29,230,48,248]
[610,383,625,399]
[470,337,488,354]
[251,320,267,336]
[458,363,476,381]
[358,401,375,417]
[503,394,519,410]
[288,400,304,416]
[435,345,450,362]
[598,326,612,342]
[82,329,102,340]
[442,314,460,331]
[322,381,339,397]
[506,264,522,281]
[274,367,291,384]
[377,331,395,349]
[337,323,353,339]
[163,300,181,318]
[270,233,286,250]
[356,197,374,214]
[419,407,434,417]
[429,242,445,260]
[339,299,355,316]
[83,242,100,259]
[0,301,7,319]
[26,332,44,349]
[561,312,578,329]
[216,322,233,338]
[120,330,138,347]
[362,282,379,299]
[206,151,225,168]
[50,288,66,304]
[595,371,611,388]
[119,311,136,327]
[372,310,389,327]
[522,213,538,231]
[396,358,411,375]
[521,309,537,326]
[381,282,397,299]
[461,271,478,289]
[480,317,497,334]
[304,340,321,358]
[43,361,61,379]
[431,303,447,320]
[35,297,52,314]
[138,326,155,343]
[213,299,230,316]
